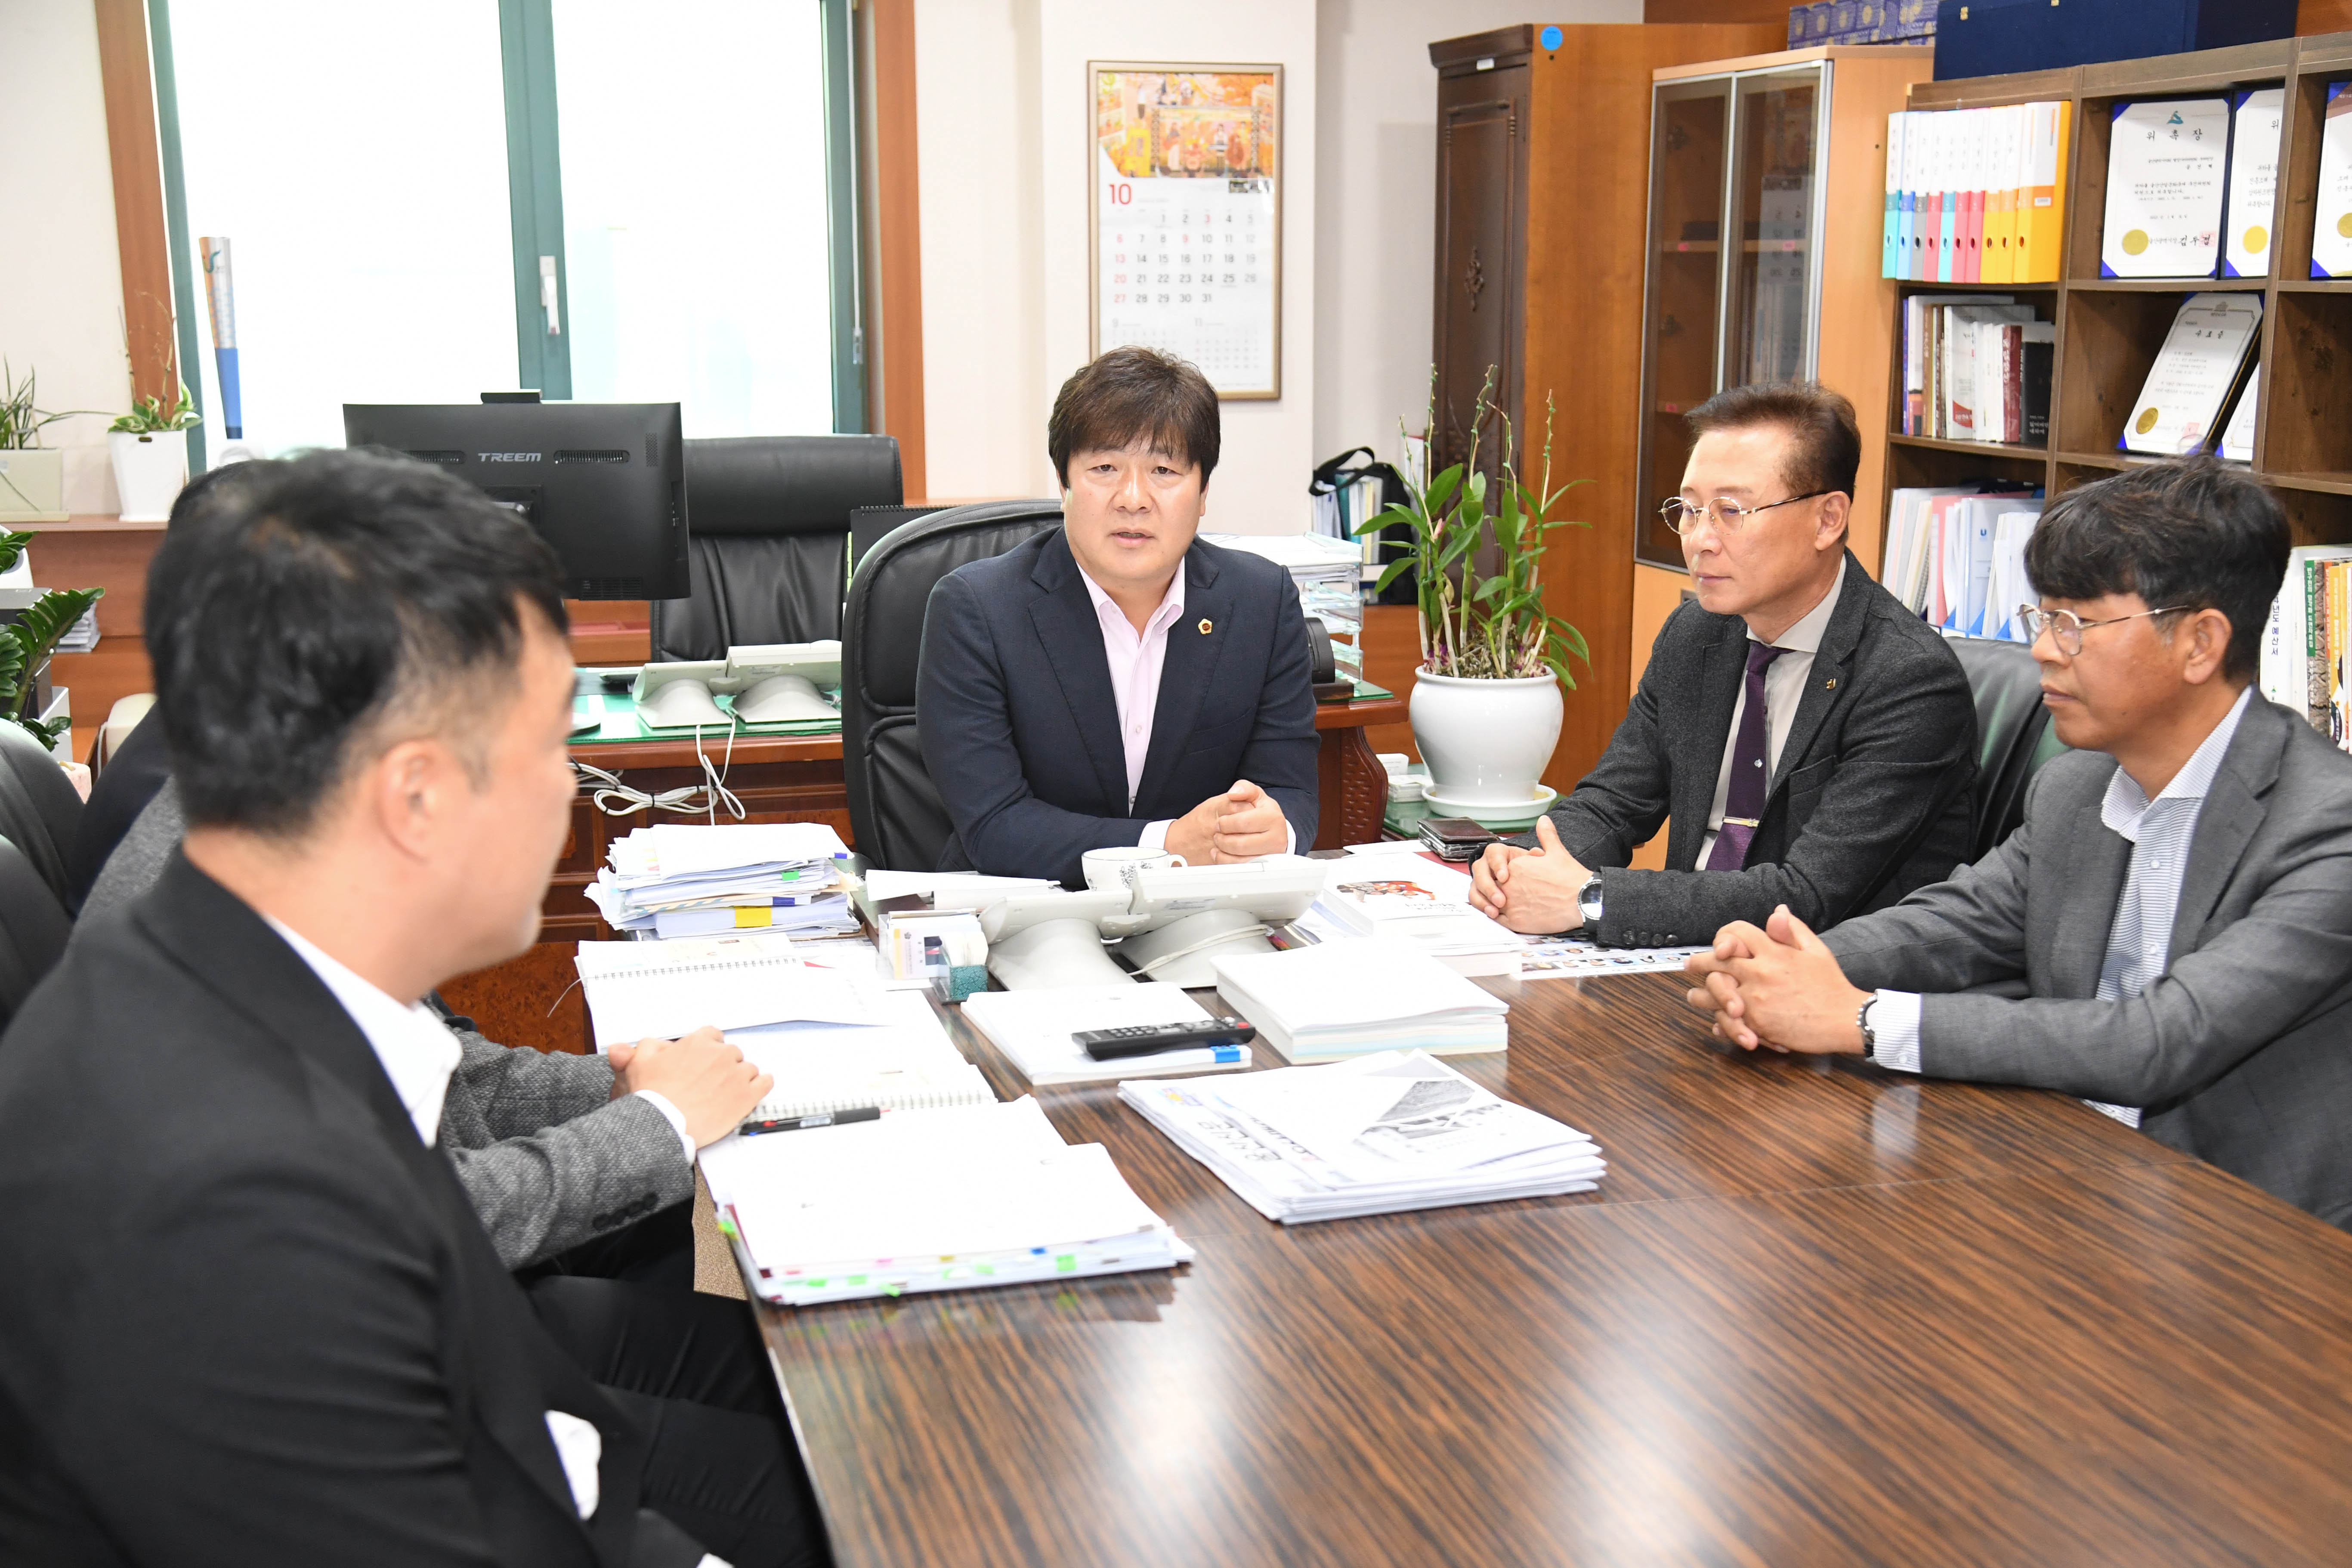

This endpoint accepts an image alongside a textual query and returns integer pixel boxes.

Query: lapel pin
[1198,618,1213,635]
[1824,677,1837,689]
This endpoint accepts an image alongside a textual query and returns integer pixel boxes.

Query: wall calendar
[1091,62,1282,399]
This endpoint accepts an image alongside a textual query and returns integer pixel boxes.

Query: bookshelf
[1880,30,2352,566]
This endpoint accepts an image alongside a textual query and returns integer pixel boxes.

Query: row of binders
[1881,103,2071,283]
[1883,488,2045,643]
[2260,547,2352,751]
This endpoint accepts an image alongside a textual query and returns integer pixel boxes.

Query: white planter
[0,448,68,522]
[1409,669,1564,808]
[108,428,189,523]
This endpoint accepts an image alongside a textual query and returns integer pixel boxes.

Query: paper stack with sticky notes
[697,1097,1189,1306]
[1304,857,1523,977]
[1121,1050,1604,1223]
[585,821,857,937]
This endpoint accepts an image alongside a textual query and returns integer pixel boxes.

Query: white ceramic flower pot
[108,428,189,523]
[1408,669,1563,808]
[0,447,68,522]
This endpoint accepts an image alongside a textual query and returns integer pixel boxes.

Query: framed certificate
[1090,62,1282,399]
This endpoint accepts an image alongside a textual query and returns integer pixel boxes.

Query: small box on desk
[1932,0,2294,80]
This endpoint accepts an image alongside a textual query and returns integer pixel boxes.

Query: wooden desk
[542,696,1405,943]
[754,974,2352,1566]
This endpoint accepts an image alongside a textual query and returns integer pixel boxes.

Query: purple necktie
[1705,641,1786,872]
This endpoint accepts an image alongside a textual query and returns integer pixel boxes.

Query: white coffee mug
[1081,844,1188,891]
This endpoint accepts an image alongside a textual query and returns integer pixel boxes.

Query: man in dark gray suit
[1471,382,1975,946]
[1687,458,2352,1228]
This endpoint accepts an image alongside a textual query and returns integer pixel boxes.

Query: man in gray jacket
[1686,458,2352,1228]
[83,779,727,1274]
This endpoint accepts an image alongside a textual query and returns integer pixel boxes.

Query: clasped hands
[1682,904,1874,1056]
[1468,817,1591,933]
[1165,779,1290,865]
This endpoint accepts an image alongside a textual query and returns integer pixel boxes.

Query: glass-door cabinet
[1635,62,1831,569]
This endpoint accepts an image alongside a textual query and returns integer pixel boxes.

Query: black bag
[1308,447,1417,606]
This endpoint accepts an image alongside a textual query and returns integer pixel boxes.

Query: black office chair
[1949,634,2069,861]
[0,833,71,1031]
[841,500,1065,870]
[648,434,903,660]
[0,720,85,906]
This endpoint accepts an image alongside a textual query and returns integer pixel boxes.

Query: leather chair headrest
[845,500,1066,710]
[683,434,902,538]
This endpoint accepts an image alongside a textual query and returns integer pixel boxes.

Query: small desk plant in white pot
[0,364,76,525]
[108,387,199,523]
[1360,370,1589,823]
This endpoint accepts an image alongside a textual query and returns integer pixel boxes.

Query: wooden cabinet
[1426,21,1782,796]
[1882,31,2352,554]
[1627,45,1930,679]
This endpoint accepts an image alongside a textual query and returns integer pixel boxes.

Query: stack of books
[698,1097,1187,1305]
[1121,1050,1604,1223]
[1304,858,1522,977]
[585,821,856,937]
[1899,294,2052,444]
[1208,939,1508,1062]
[2261,546,2352,748]
[1787,0,1933,47]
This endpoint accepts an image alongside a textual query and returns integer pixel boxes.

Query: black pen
[741,1107,884,1136]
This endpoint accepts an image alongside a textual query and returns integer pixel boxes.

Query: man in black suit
[0,451,822,1565]
[1471,382,1975,946]
[917,346,1317,888]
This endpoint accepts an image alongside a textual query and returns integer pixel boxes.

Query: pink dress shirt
[1073,562,1292,855]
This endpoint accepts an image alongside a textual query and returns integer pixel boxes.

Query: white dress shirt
[1075,560,1294,857]
[1867,685,2255,1131]
[1696,559,1847,867]
[266,919,716,1556]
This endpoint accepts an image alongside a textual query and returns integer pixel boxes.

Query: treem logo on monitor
[478,451,544,463]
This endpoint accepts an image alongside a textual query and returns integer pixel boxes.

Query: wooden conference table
[751,972,2352,1567]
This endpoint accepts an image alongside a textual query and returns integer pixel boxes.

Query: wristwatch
[1856,995,1879,1061]
[1577,875,1604,933]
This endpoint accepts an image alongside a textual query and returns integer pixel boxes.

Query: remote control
[1072,1017,1257,1061]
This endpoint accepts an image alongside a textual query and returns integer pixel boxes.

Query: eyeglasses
[2015,603,2191,656]
[1658,490,1835,536]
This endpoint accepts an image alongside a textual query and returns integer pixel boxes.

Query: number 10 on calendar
[1090,62,1282,400]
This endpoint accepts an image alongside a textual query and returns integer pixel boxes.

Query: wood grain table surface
[751,973,2352,1568]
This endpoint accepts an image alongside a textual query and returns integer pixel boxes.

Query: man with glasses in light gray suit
[1688,458,2352,1230]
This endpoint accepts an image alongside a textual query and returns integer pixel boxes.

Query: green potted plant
[0,530,103,752]
[108,387,199,522]
[0,363,77,524]
[1359,369,1590,822]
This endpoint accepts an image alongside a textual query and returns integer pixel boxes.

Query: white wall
[1310,0,1640,471]
[916,0,1318,533]
[914,0,1046,503]
[0,0,133,513]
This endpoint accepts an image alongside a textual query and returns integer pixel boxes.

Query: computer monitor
[342,399,690,600]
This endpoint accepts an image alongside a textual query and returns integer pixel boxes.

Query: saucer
[1420,784,1558,832]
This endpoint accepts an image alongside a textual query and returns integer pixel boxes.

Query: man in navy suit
[916,346,1318,888]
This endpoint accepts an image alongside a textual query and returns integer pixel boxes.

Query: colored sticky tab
[733,905,774,928]
[1055,1255,1078,1273]
[1212,1046,1241,1063]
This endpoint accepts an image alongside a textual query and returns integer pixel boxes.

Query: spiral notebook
[575,939,996,1126]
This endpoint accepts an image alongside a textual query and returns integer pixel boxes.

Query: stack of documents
[961,983,1253,1086]
[585,822,856,937]
[1121,1051,1604,1223]
[577,934,995,1124]
[1209,939,1507,1061]
[1305,857,1523,977]
[1882,488,2045,641]
[698,1097,1188,1305]
[1203,530,1365,672]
